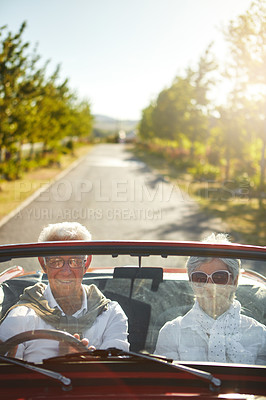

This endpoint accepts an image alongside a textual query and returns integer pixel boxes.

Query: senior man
[0,222,129,363]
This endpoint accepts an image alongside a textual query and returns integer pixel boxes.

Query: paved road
[0,143,226,270]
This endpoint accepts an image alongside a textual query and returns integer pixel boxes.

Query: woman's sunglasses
[190,270,231,285]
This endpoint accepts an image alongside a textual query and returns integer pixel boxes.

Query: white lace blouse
[155,300,266,365]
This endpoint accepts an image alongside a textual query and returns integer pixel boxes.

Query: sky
[0,0,253,121]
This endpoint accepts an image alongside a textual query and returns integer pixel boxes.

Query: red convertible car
[0,240,265,399]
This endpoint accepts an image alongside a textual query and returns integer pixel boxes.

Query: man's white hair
[38,222,92,242]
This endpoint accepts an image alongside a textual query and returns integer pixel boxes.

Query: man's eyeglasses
[45,257,86,269]
[190,270,231,285]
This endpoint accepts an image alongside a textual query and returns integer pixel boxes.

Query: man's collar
[44,284,87,317]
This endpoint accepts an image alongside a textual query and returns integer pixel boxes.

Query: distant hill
[93,114,138,133]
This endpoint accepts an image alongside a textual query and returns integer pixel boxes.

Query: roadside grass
[195,196,266,246]
[0,144,92,222]
[131,145,266,246]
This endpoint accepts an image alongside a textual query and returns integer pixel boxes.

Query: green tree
[140,45,217,155]
[224,0,266,191]
[209,105,247,180]
[151,76,196,144]
[0,22,93,179]
[68,99,93,143]
[138,103,155,141]
[0,22,29,164]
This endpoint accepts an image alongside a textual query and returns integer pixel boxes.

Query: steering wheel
[0,329,90,356]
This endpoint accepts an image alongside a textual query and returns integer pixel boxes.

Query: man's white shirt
[0,284,129,363]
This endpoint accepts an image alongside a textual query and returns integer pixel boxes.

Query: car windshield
[0,244,265,367]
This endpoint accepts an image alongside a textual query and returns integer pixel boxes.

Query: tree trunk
[225,146,230,181]
[259,134,266,210]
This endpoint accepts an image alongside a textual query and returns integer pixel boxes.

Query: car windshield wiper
[110,348,221,391]
[0,354,71,388]
[45,347,221,392]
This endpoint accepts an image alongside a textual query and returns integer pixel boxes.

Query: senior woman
[155,233,266,365]
[0,222,129,362]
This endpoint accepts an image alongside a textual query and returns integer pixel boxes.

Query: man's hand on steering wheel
[0,330,96,359]
[58,333,96,356]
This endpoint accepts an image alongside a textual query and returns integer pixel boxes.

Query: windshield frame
[1,240,266,262]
